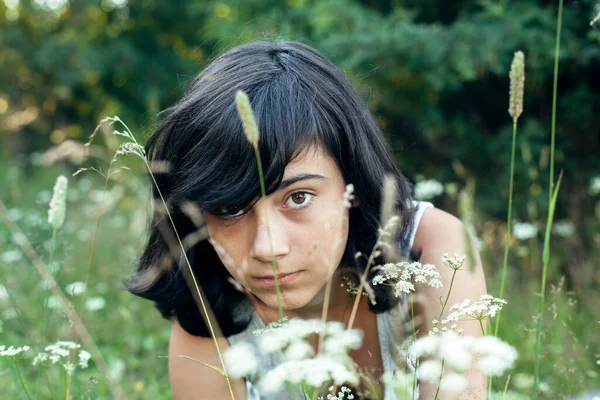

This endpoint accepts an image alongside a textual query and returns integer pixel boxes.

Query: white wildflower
[440,373,468,394]
[33,352,49,366]
[65,281,86,296]
[415,179,444,200]
[443,294,507,323]
[473,336,517,376]
[62,362,76,376]
[441,253,466,271]
[513,222,538,240]
[258,354,358,395]
[284,340,314,361]
[372,261,442,296]
[0,284,8,301]
[256,319,325,354]
[85,296,106,311]
[78,350,91,368]
[343,184,355,208]
[589,176,600,196]
[0,345,30,357]
[323,329,363,355]
[243,318,363,396]
[223,342,259,378]
[417,359,444,382]
[552,220,575,237]
[48,175,68,229]
[33,341,91,376]
[411,331,517,391]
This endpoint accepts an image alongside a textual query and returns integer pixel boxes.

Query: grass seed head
[235,90,259,149]
[509,51,525,122]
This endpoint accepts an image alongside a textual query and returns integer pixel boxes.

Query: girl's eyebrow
[277,173,327,191]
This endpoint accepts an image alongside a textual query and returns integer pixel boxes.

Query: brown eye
[285,192,314,210]
[291,193,306,204]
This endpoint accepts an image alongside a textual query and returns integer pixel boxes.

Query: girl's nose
[249,203,290,263]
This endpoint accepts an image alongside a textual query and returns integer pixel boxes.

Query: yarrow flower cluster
[0,345,30,357]
[224,319,363,396]
[410,332,517,395]
[443,294,507,324]
[48,175,68,229]
[343,184,355,208]
[32,341,91,376]
[372,261,443,296]
[318,385,355,400]
[441,253,466,271]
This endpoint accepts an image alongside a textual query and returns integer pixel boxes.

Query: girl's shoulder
[169,318,247,399]
[411,205,463,256]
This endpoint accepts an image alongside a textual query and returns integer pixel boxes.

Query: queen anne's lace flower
[0,345,30,357]
[223,342,259,378]
[32,341,91,376]
[225,318,363,396]
[372,261,442,296]
[441,253,466,271]
[410,331,517,396]
[442,294,507,324]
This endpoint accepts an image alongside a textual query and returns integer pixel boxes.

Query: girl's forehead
[283,145,340,178]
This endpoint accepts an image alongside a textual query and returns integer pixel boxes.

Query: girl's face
[204,145,350,314]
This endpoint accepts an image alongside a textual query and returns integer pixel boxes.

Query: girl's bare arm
[412,207,489,400]
[169,318,247,400]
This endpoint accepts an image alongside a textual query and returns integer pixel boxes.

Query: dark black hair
[125,40,417,337]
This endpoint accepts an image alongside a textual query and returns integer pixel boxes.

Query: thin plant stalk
[13,358,32,400]
[437,269,458,322]
[111,117,236,399]
[42,227,58,338]
[494,120,519,335]
[410,294,419,400]
[433,360,445,400]
[254,149,285,321]
[533,0,564,397]
[235,91,285,321]
[532,172,563,398]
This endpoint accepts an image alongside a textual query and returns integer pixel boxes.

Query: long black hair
[125,40,417,337]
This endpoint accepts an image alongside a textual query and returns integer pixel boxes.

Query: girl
[127,40,488,399]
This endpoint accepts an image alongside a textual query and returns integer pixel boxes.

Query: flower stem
[494,119,517,337]
[42,227,58,338]
[433,359,445,400]
[533,0,563,397]
[13,358,32,400]
[114,116,235,399]
[410,294,419,400]
[437,269,458,322]
[254,148,284,321]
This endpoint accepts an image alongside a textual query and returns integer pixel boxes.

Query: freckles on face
[203,146,351,309]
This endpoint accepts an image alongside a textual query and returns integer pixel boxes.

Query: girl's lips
[255,271,302,287]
